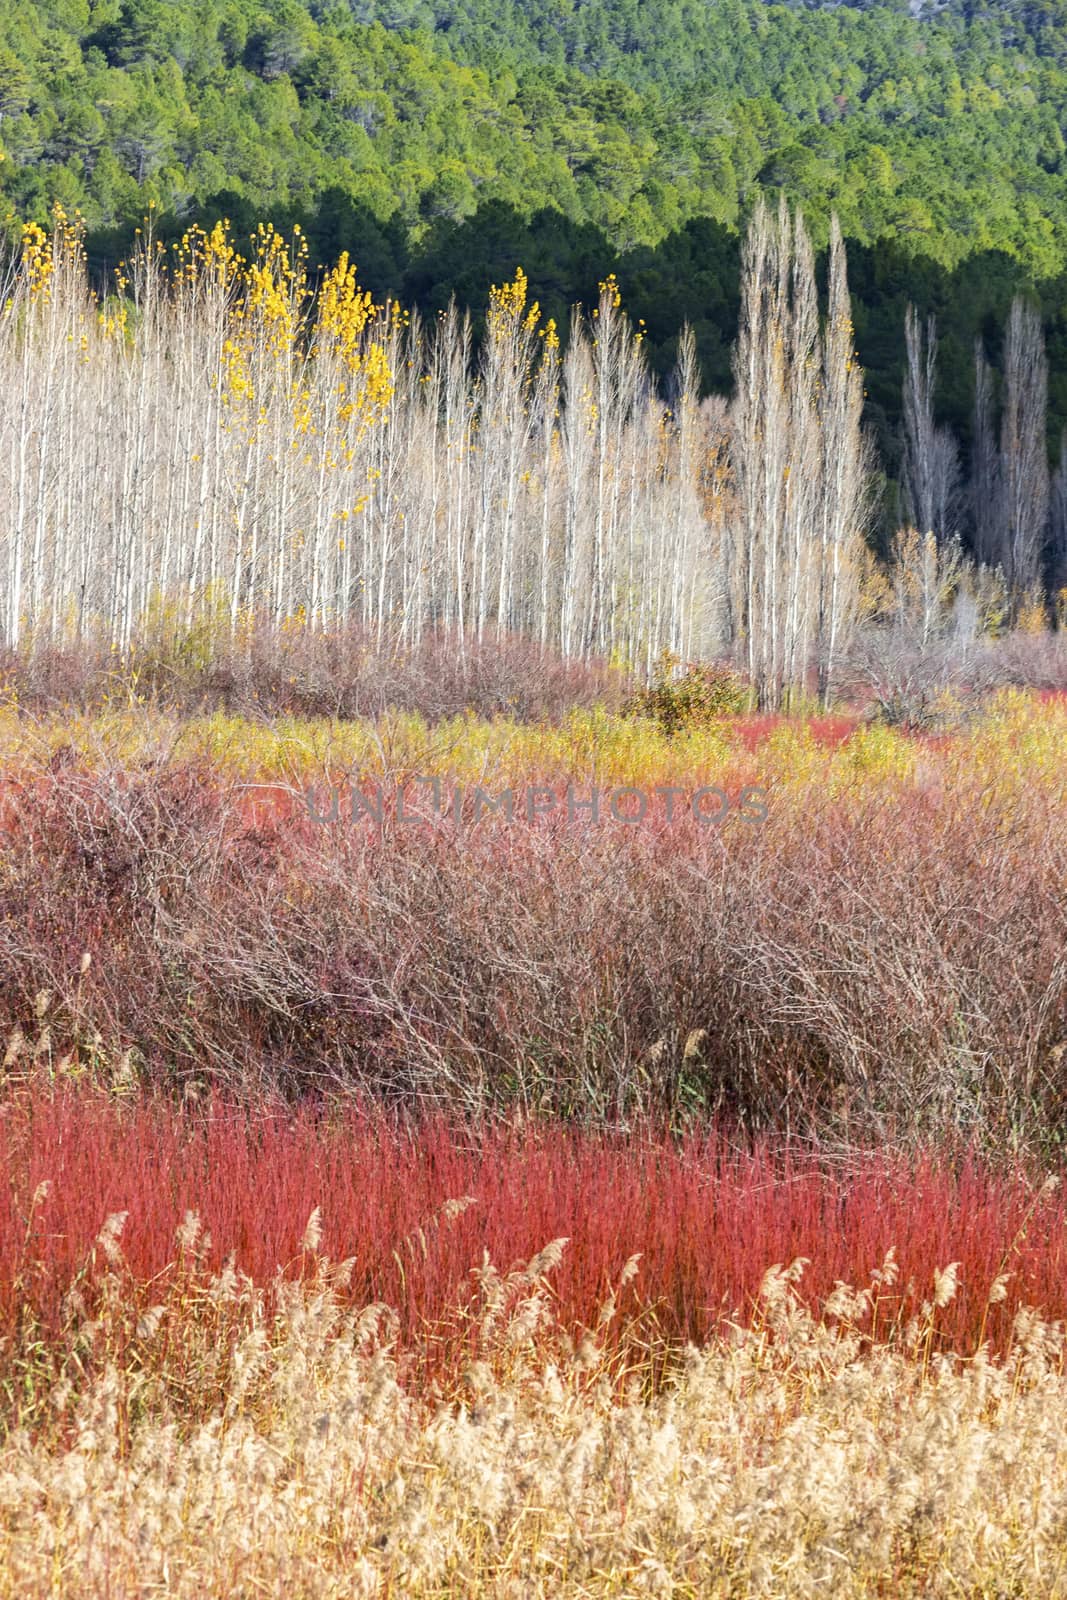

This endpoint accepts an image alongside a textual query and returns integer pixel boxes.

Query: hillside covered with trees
[4,0,1067,270]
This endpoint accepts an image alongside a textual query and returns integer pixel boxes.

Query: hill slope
[3,0,1067,273]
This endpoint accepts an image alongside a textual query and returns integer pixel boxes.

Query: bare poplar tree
[731,202,869,708]
[1050,432,1067,597]
[780,208,820,700]
[929,428,961,544]
[998,296,1049,601]
[903,305,938,536]
[731,198,791,707]
[667,327,714,664]
[698,394,736,650]
[815,215,871,706]
[558,314,596,658]
[902,305,959,544]
[972,339,999,569]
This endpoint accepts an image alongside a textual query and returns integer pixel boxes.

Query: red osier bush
[2,1084,1066,1377]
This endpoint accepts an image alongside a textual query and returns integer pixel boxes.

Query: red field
[3,1084,1064,1389]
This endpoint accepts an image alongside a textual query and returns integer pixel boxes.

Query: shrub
[624,650,751,736]
[1,1084,1064,1390]
[0,625,631,724]
[1,703,1066,1148]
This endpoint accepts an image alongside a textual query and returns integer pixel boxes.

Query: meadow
[0,637,1066,1592]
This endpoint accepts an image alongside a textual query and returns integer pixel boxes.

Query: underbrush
[5,1083,1067,1395]
[0,690,1063,1146]
[0,626,631,725]
[622,651,752,735]
[1,685,1066,1591]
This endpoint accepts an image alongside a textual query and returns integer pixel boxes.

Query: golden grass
[2,1215,1067,1596]
[0,686,1064,796]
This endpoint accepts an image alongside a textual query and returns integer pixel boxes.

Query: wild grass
[0,1088,1066,1595]
[3,1082,1067,1389]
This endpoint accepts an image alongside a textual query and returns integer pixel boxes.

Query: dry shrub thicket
[0,625,631,722]
[4,701,1064,1594]
[0,693,1064,1145]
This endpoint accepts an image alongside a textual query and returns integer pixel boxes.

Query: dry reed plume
[0,1202,1065,1598]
